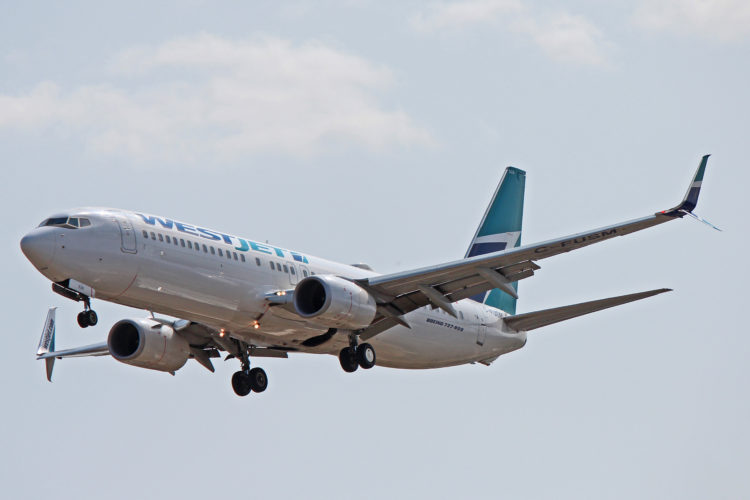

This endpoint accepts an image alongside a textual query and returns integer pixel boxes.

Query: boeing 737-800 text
[21,156,715,397]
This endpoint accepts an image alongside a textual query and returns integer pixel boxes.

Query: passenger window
[203,244,208,253]
[165,235,171,244]
[303,270,308,277]
[210,247,215,255]
[277,263,283,272]
[256,258,261,266]
[270,262,275,270]
[227,251,231,259]
[283,264,288,273]
[218,248,223,257]
[180,239,185,247]
[158,234,163,242]
[233,252,238,261]
[187,241,193,249]
[79,218,91,227]
[174,238,178,246]
[195,243,200,252]
[142,230,148,238]
[150,232,156,240]
[240,254,245,262]
[290,267,295,275]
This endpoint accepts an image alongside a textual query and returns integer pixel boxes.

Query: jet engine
[293,275,377,330]
[108,319,190,373]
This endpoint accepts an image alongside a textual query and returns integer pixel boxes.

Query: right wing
[35,308,109,381]
[357,155,711,339]
[35,308,289,381]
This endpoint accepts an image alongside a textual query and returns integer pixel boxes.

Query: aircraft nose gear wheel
[356,343,376,369]
[76,309,98,328]
[248,367,268,393]
[339,347,359,372]
[231,371,252,397]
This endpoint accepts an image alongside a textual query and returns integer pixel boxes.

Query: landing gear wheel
[356,343,376,369]
[339,347,359,373]
[77,311,89,328]
[248,367,268,393]
[85,310,98,326]
[231,371,252,397]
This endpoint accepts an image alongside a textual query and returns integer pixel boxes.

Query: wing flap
[503,288,672,332]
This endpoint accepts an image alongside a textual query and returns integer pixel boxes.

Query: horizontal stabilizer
[503,288,672,332]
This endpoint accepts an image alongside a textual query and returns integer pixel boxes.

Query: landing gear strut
[339,334,376,372]
[52,281,98,328]
[231,342,268,397]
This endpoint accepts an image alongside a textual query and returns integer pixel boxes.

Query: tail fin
[466,167,526,314]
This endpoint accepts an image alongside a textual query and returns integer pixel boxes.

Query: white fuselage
[23,208,527,369]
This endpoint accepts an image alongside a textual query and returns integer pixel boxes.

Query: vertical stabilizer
[466,167,526,314]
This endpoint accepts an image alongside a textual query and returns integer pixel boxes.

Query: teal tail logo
[466,167,525,314]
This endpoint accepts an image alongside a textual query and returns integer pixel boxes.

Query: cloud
[634,0,750,41]
[411,1,612,66]
[411,0,522,32]
[0,34,431,163]
[512,13,610,67]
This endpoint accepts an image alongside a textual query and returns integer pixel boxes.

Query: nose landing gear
[77,308,98,328]
[52,281,98,328]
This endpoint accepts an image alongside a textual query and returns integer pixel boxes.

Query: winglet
[36,307,57,382]
[663,154,710,216]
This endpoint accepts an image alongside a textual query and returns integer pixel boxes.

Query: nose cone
[20,230,56,269]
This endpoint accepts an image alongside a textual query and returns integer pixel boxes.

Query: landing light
[253,322,260,329]
[219,329,226,338]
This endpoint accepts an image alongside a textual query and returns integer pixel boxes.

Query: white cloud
[0,34,431,163]
[411,1,612,66]
[635,0,750,41]
[411,0,522,32]
[512,13,610,67]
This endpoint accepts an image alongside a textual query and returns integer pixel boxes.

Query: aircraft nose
[20,230,56,269]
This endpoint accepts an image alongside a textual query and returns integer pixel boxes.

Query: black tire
[339,347,358,373]
[77,311,89,328]
[248,367,268,393]
[231,371,252,397]
[356,343,376,369]
[86,310,98,326]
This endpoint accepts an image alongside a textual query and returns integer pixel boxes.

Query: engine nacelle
[108,319,190,373]
[293,275,377,330]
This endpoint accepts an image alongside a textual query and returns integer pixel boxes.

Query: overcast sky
[1,1,749,499]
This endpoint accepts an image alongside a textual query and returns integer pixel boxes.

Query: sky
[1,1,749,498]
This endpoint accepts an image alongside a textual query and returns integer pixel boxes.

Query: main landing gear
[231,344,268,397]
[339,338,376,373]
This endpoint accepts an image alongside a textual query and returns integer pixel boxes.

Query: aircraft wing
[357,155,711,339]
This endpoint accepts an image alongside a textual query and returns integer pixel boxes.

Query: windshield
[38,216,91,229]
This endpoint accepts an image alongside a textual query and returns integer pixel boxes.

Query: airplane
[21,156,716,397]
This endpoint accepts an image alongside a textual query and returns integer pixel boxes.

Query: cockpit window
[38,216,92,229]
